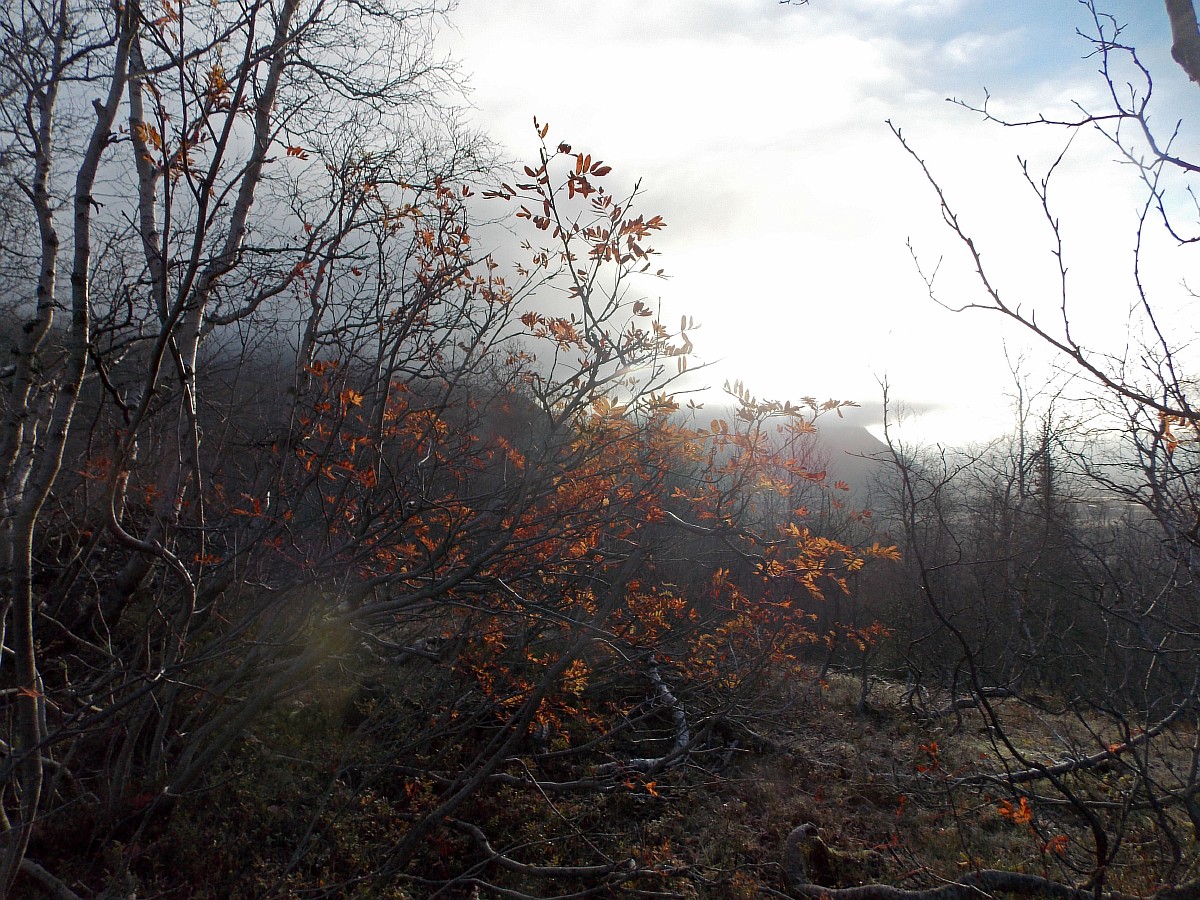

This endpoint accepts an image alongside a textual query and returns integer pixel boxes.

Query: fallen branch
[18,859,83,900]
[783,824,1200,900]
[953,700,1189,788]
[596,656,689,776]
[920,687,1014,720]
[448,818,636,880]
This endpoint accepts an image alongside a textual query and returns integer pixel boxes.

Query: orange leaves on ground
[916,741,941,773]
[997,796,1033,826]
[1042,834,1069,855]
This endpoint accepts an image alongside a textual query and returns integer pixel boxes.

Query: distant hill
[685,400,893,496]
[813,419,890,496]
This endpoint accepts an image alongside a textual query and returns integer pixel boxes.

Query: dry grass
[741,672,1200,894]
[58,668,1199,897]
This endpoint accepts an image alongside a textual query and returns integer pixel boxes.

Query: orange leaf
[997,796,1032,825]
[1042,835,1069,855]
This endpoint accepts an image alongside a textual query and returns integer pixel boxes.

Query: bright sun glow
[445,0,1191,449]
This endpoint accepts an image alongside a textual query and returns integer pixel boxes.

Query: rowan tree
[0,0,891,884]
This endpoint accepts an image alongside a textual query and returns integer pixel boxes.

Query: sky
[441,1,1197,446]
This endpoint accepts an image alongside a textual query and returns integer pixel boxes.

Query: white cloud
[940,29,1023,67]
[828,0,968,21]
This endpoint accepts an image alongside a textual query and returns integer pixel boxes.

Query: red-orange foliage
[239,125,899,762]
[28,105,899,892]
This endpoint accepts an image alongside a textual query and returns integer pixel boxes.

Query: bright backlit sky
[443,1,1197,445]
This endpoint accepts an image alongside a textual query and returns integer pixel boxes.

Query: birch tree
[0,0,476,888]
[880,1,1200,896]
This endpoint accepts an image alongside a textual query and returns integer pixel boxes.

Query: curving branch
[448,818,637,881]
[596,656,690,777]
[17,859,83,900]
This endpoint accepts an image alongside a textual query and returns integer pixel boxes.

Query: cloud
[940,29,1024,67]
[828,0,968,22]
[445,0,1182,446]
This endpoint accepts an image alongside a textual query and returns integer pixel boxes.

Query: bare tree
[0,0,492,888]
[875,1,1200,895]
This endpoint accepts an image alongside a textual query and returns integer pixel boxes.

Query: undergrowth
[29,670,1197,897]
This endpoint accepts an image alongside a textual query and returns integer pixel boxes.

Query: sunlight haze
[446,0,1195,446]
